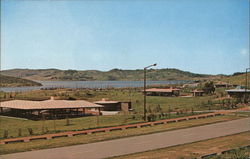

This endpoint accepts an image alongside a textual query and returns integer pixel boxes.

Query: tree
[154,104,163,119]
[207,100,212,110]
[154,104,162,113]
[202,81,215,94]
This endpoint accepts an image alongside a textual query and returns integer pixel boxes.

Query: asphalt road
[1,118,249,159]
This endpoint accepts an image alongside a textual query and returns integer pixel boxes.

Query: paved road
[1,118,250,159]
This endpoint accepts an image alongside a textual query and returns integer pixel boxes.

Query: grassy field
[0,111,209,139]
[0,88,230,112]
[0,87,248,155]
[111,131,250,159]
[0,114,142,138]
[0,88,247,139]
[0,74,42,87]
[209,148,250,159]
[0,115,245,155]
[220,72,249,86]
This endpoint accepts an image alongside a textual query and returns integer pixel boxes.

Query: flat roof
[215,82,229,85]
[94,101,119,104]
[0,99,103,110]
[191,90,204,93]
[145,88,180,93]
[226,89,250,93]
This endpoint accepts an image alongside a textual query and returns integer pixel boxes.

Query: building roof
[94,101,120,104]
[182,83,199,88]
[191,90,204,93]
[215,82,230,85]
[94,98,120,104]
[0,99,103,110]
[226,89,250,93]
[145,88,180,93]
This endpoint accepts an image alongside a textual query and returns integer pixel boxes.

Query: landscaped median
[0,111,248,155]
[0,112,225,145]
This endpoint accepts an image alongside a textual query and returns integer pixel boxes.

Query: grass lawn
[220,73,249,86]
[0,88,225,113]
[0,112,206,139]
[0,110,210,139]
[0,88,249,155]
[110,131,250,159]
[0,115,245,155]
[0,114,143,138]
[209,148,250,159]
[0,88,228,139]
[233,111,250,116]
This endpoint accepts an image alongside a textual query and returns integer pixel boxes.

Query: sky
[1,0,249,75]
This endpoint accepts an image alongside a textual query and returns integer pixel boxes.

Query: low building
[226,89,250,99]
[191,90,204,97]
[182,83,199,88]
[215,82,232,88]
[94,99,131,112]
[0,97,103,120]
[145,88,180,97]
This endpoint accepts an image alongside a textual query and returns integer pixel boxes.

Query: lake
[0,80,191,92]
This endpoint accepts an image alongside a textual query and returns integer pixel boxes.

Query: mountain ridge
[0,74,42,87]
[0,68,214,81]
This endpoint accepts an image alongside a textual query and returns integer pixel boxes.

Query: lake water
[0,80,191,92]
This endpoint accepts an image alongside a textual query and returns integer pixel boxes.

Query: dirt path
[1,118,249,159]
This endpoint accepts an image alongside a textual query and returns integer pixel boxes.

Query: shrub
[45,127,49,133]
[3,130,8,138]
[27,128,33,135]
[147,114,156,122]
[18,128,22,136]
[66,116,70,126]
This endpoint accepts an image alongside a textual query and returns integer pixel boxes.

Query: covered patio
[0,98,103,120]
[226,89,250,100]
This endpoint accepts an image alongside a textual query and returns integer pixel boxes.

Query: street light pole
[143,63,157,121]
[245,68,250,103]
[246,68,250,90]
[144,68,147,121]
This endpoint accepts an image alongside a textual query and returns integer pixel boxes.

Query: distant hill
[219,73,249,86]
[0,74,42,87]
[0,68,211,81]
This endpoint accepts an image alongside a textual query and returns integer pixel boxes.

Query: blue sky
[1,0,249,75]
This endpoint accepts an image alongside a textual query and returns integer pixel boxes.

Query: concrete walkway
[1,118,249,159]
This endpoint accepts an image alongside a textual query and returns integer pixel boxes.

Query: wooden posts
[76,108,79,116]
[98,108,101,115]
[82,108,86,116]
[53,111,57,132]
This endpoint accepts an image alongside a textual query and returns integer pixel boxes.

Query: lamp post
[143,63,157,121]
[245,68,250,103]
[246,68,250,90]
